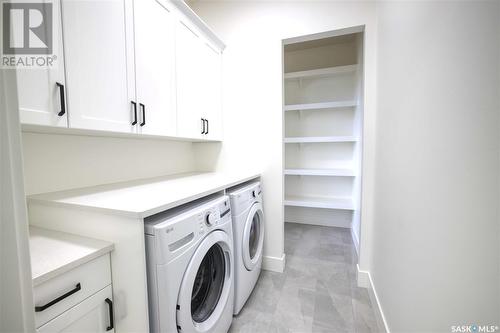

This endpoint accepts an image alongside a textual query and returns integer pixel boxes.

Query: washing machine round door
[242,202,264,271]
[177,230,232,333]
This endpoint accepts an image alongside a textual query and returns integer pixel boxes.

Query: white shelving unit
[284,168,355,177]
[284,64,358,80]
[283,31,364,247]
[284,195,354,210]
[284,100,357,112]
[284,136,358,143]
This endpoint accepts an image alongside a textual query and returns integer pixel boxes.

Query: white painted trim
[0,66,35,332]
[285,218,350,229]
[356,264,370,288]
[283,25,364,45]
[168,0,225,50]
[22,124,222,143]
[357,265,390,333]
[351,227,359,256]
[262,253,286,273]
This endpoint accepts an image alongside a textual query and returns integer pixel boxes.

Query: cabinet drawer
[37,285,114,333]
[34,254,111,328]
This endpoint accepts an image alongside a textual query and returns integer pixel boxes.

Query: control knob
[206,212,217,226]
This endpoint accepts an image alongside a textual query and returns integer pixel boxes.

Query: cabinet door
[134,0,176,136]
[37,285,114,333]
[175,18,203,139]
[61,0,135,133]
[17,0,67,127]
[200,42,223,141]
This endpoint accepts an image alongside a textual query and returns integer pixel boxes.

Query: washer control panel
[196,196,231,235]
[205,211,218,226]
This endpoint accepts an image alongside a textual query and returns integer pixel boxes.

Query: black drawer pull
[139,103,145,126]
[206,119,209,134]
[35,283,81,312]
[56,82,66,117]
[131,101,137,125]
[105,298,114,331]
[201,118,205,134]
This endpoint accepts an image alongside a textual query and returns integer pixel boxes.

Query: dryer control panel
[228,182,262,215]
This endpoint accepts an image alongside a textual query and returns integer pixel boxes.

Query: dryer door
[177,230,232,333]
[242,202,264,271]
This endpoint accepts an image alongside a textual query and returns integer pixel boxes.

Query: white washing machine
[228,181,265,315]
[144,195,234,333]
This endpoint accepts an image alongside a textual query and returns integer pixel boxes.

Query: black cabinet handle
[139,103,145,126]
[56,82,66,117]
[206,119,209,135]
[35,283,81,312]
[201,118,206,134]
[131,101,137,125]
[105,298,114,331]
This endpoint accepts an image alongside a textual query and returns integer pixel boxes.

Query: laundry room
[1,1,499,333]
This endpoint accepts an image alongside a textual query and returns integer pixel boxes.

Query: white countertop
[30,226,114,286]
[28,172,260,219]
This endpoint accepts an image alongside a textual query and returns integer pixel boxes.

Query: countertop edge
[27,173,261,219]
[32,243,115,286]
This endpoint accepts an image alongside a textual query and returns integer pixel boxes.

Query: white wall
[372,1,500,331]
[22,133,196,195]
[191,1,378,271]
[192,0,500,330]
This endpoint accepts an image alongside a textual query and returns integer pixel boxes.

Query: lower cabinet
[37,286,114,333]
[34,254,114,333]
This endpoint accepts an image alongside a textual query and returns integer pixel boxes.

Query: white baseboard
[356,264,370,288]
[351,228,360,256]
[262,253,286,273]
[357,265,390,333]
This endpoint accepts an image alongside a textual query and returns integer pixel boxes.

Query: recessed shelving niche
[283,29,364,249]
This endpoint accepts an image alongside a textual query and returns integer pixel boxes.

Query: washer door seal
[177,230,232,333]
[242,202,264,271]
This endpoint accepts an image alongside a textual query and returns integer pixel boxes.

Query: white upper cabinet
[134,0,176,137]
[200,41,223,141]
[61,0,135,133]
[17,0,224,141]
[175,16,223,141]
[17,0,67,127]
[175,18,204,139]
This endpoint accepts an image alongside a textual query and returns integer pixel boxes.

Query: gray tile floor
[229,223,379,333]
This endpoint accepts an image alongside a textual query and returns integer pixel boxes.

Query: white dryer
[144,195,234,333]
[228,181,265,315]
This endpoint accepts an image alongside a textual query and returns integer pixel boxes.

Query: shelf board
[284,136,358,143]
[284,100,357,112]
[284,64,358,80]
[284,195,354,210]
[284,168,355,177]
